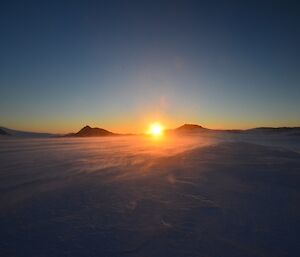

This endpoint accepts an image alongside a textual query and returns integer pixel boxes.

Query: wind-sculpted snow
[0,135,299,257]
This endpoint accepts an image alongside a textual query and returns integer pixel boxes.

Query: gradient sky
[1,0,299,133]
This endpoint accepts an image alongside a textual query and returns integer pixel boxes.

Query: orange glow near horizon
[147,122,164,137]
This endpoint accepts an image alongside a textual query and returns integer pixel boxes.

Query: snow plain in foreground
[0,134,299,257]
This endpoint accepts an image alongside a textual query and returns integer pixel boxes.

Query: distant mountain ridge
[246,127,300,135]
[166,124,209,134]
[0,127,55,138]
[175,124,206,131]
[73,125,116,137]
[167,124,300,136]
[0,128,10,136]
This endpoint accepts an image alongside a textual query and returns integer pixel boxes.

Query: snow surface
[0,134,299,257]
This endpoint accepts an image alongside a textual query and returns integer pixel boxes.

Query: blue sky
[0,0,299,133]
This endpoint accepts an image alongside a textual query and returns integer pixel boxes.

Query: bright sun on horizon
[148,122,164,137]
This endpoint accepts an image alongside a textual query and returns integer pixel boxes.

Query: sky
[0,0,299,133]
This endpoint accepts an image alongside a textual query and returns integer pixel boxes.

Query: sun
[148,122,164,137]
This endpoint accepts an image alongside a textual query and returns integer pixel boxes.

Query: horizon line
[2,123,300,135]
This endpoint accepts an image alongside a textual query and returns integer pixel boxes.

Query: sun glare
[148,122,164,137]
